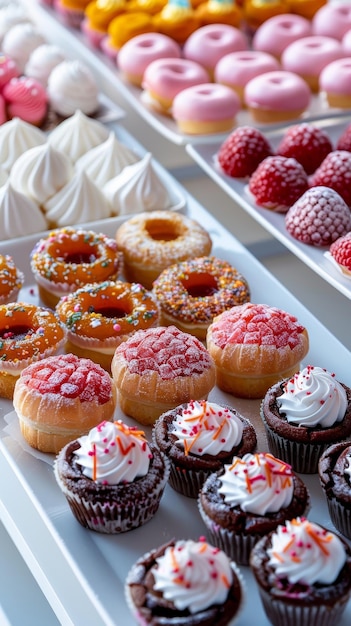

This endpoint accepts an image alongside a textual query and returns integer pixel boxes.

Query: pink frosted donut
[2,76,48,126]
[0,54,20,91]
[281,35,344,92]
[214,50,280,105]
[319,57,351,109]
[172,82,241,135]
[117,33,182,87]
[183,24,248,77]
[342,29,351,55]
[244,70,311,124]
[312,2,351,41]
[252,13,312,59]
[142,57,209,114]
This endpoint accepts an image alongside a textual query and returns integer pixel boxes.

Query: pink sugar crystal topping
[116,325,213,379]
[211,302,305,350]
[21,353,112,404]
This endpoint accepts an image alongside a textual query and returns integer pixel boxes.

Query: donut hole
[181,272,218,297]
[0,325,32,340]
[48,241,100,265]
[91,302,133,319]
[145,218,183,242]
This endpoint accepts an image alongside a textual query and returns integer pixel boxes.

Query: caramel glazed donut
[55,280,159,371]
[152,256,251,340]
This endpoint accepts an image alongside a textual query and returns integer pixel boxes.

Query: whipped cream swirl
[277,365,347,428]
[218,452,294,515]
[153,539,233,613]
[267,517,346,585]
[172,400,243,456]
[74,420,152,484]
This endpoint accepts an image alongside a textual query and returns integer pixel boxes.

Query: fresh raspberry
[336,123,351,151]
[248,155,309,212]
[217,126,273,178]
[276,123,333,175]
[310,150,351,207]
[329,233,351,273]
[285,186,351,246]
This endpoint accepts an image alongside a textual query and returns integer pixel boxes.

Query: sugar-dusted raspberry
[285,186,351,246]
[310,150,351,207]
[276,123,333,175]
[329,232,351,274]
[248,155,309,212]
[336,123,351,152]
[217,125,273,178]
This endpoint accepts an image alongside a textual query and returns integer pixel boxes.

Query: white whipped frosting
[74,420,151,484]
[10,143,74,205]
[76,131,139,186]
[0,165,8,187]
[25,43,66,86]
[44,170,112,226]
[48,110,109,163]
[0,117,47,172]
[218,452,294,515]
[0,181,47,239]
[0,5,29,44]
[2,23,45,72]
[277,365,348,428]
[172,400,244,457]
[267,518,346,585]
[47,60,99,117]
[153,539,234,613]
[103,152,173,215]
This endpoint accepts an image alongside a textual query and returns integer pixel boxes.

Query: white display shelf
[186,116,351,300]
[1,198,351,626]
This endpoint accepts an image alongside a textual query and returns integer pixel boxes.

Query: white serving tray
[0,199,351,626]
[26,0,351,146]
[187,117,351,300]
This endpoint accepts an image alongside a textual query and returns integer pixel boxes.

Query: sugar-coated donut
[244,70,311,123]
[31,227,121,309]
[142,57,209,114]
[183,24,248,78]
[252,13,312,59]
[312,2,351,41]
[117,33,181,87]
[319,58,351,109]
[0,254,24,305]
[281,35,344,92]
[214,50,280,105]
[115,210,212,290]
[152,256,250,340]
[55,280,159,371]
[0,302,65,400]
[172,82,240,135]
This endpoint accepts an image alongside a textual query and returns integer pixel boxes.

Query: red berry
[248,155,309,212]
[276,123,333,175]
[310,150,351,207]
[329,233,351,273]
[285,186,351,246]
[217,125,273,178]
[336,123,351,152]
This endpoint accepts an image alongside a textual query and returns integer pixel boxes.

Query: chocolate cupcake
[54,419,170,533]
[261,365,351,473]
[125,537,244,626]
[198,452,309,565]
[152,399,257,498]
[250,517,351,626]
[319,441,351,540]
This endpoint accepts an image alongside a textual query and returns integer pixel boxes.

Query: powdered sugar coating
[276,123,333,175]
[217,125,273,178]
[209,302,306,350]
[248,155,309,212]
[310,150,351,207]
[115,325,213,379]
[285,186,351,246]
[329,232,351,272]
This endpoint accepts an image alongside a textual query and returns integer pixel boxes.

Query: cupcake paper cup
[324,497,351,541]
[168,463,212,499]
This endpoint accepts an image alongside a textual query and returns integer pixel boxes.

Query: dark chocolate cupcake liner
[168,463,210,499]
[263,424,329,474]
[325,497,351,540]
[257,584,350,626]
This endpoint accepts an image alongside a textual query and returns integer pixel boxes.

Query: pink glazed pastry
[214,50,280,105]
[0,54,19,91]
[281,35,344,92]
[252,13,312,59]
[312,2,351,40]
[183,23,248,79]
[319,58,351,109]
[142,57,209,114]
[118,33,181,87]
[172,82,241,135]
[2,76,48,126]
[244,70,311,124]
